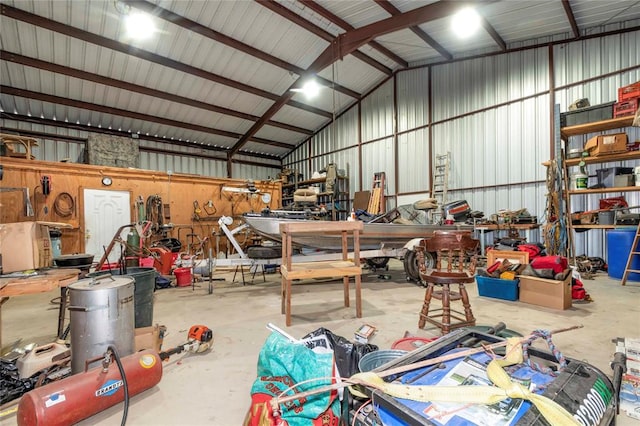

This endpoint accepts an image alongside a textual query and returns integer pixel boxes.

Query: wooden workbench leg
[355,276,362,318]
[285,279,292,326]
[281,277,286,315]
[343,276,350,307]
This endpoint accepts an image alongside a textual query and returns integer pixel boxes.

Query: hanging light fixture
[451,7,480,39]
[291,78,321,99]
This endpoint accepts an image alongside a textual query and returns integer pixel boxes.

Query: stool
[416,231,478,335]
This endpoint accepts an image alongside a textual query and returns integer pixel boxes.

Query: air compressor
[17,349,162,426]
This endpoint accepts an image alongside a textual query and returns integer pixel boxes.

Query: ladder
[367,172,386,215]
[430,152,450,224]
[621,222,640,286]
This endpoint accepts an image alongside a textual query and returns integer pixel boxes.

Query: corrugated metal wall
[283,25,639,259]
[1,118,87,162]
[0,118,280,180]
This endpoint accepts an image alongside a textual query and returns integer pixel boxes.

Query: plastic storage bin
[476,276,519,301]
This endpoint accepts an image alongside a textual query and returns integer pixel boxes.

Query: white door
[83,189,131,264]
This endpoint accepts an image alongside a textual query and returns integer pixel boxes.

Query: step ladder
[367,172,386,215]
[430,152,450,224]
[621,222,640,286]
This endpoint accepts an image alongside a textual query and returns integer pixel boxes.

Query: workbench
[473,223,541,254]
[0,268,80,346]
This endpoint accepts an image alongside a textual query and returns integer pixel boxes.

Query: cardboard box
[354,324,377,344]
[134,324,166,353]
[518,272,572,310]
[584,133,628,157]
[0,221,53,273]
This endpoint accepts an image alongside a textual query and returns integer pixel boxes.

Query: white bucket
[571,172,588,190]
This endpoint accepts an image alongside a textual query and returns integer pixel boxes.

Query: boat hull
[243,215,474,251]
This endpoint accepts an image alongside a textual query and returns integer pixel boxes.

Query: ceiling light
[291,79,321,99]
[125,12,155,40]
[451,7,480,39]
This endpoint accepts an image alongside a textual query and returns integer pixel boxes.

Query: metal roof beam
[299,0,408,68]
[1,50,314,136]
[0,113,282,161]
[229,0,467,158]
[561,0,581,39]
[122,0,360,99]
[256,0,393,76]
[0,4,332,119]
[373,0,453,61]
[1,85,294,150]
[479,16,506,51]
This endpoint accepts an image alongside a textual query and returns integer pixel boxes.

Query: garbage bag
[302,327,378,377]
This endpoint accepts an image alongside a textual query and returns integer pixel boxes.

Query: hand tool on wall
[159,325,213,360]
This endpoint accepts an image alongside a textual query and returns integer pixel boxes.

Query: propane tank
[17,350,162,426]
[126,228,140,257]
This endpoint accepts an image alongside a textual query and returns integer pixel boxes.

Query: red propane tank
[17,350,162,426]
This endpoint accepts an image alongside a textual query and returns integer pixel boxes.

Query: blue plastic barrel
[607,229,640,281]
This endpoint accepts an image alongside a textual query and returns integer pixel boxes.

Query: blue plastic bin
[476,276,519,301]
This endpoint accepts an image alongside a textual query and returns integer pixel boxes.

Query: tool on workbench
[159,325,213,360]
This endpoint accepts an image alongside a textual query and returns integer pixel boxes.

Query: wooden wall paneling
[0,158,282,257]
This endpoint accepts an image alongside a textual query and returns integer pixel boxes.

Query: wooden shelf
[568,186,640,195]
[564,150,640,167]
[571,224,640,229]
[561,116,635,139]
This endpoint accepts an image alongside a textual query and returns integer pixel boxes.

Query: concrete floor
[2,260,639,425]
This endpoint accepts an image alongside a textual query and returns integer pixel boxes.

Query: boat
[242,211,474,252]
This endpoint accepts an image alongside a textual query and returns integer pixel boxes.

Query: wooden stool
[416,231,478,335]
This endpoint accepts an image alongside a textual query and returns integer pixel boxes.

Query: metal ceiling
[1,0,639,171]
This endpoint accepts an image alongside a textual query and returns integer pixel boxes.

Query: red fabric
[531,256,568,274]
[572,279,586,300]
[487,261,502,274]
[517,244,542,259]
[245,393,341,426]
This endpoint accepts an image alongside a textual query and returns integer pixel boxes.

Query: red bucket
[174,267,192,287]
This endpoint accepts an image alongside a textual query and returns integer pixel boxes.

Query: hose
[106,345,129,426]
[53,192,74,217]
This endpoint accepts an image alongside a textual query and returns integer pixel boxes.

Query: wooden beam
[300,0,408,68]
[561,0,581,39]
[374,0,453,61]
[123,0,360,100]
[256,0,393,76]
[230,1,467,156]
[1,50,314,136]
[0,86,293,149]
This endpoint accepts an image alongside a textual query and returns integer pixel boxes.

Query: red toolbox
[618,81,640,102]
[614,98,639,118]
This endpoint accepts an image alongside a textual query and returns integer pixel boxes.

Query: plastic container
[49,230,62,259]
[571,172,588,190]
[635,166,640,187]
[596,167,634,188]
[608,229,640,281]
[17,343,70,379]
[476,276,519,301]
[598,211,615,225]
[88,267,157,328]
[174,267,192,287]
